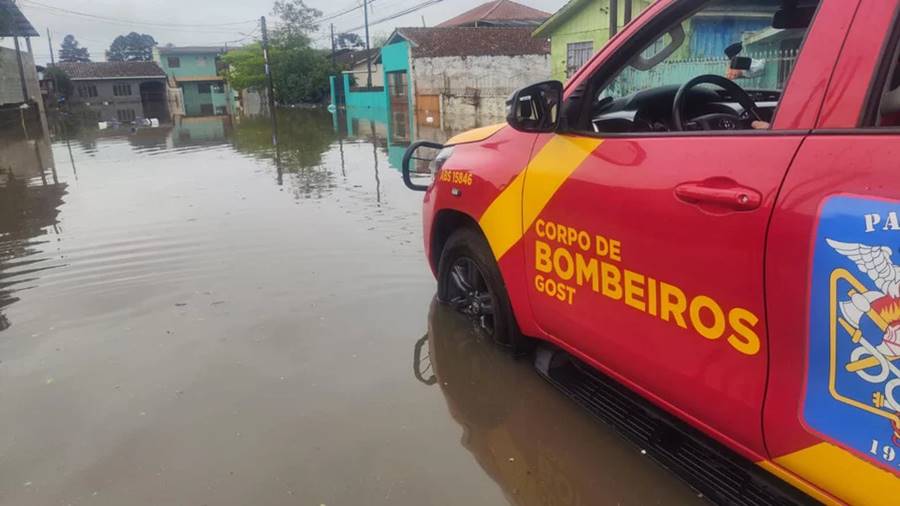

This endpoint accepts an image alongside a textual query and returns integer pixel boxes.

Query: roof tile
[438,0,550,27]
[55,62,167,80]
[396,26,549,58]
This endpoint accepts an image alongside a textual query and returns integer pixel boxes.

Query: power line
[19,0,259,30]
[340,0,444,33]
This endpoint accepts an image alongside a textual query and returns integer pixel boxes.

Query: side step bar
[534,346,817,506]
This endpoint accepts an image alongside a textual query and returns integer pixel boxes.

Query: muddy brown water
[0,109,703,505]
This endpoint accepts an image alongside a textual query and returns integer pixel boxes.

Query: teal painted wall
[181,82,231,116]
[156,49,236,115]
[343,74,387,110]
[158,52,220,79]
[381,40,410,73]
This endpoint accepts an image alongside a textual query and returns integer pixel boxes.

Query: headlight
[430,147,454,177]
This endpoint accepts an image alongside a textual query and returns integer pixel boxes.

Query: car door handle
[674,181,762,211]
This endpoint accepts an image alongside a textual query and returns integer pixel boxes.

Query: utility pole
[330,23,336,67]
[260,16,279,146]
[47,29,56,65]
[47,29,60,104]
[609,0,618,37]
[363,0,372,88]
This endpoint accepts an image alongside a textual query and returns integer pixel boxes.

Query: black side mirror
[506,80,563,133]
[730,56,752,71]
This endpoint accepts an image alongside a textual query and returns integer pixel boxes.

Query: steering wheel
[672,74,763,131]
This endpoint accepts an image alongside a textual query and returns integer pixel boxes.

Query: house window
[116,109,136,122]
[113,84,132,97]
[566,41,594,77]
[78,85,98,98]
[388,72,408,97]
[168,57,181,68]
[211,83,224,94]
[200,104,215,116]
[198,83,212,94]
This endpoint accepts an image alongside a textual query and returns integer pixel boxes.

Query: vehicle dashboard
[591,85,780,133]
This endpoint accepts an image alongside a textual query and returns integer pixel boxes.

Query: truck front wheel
[437,227,521,349]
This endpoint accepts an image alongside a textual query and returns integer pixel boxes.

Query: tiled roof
[157,46,228,55]
[438,0,550,27]
[394,26,550,58]
[0,0,39,37]
[55,62,167,80]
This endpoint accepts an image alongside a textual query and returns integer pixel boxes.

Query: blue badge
[805,195,900,472]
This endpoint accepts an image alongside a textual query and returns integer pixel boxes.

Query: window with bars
[168,57,181,68]
[567,41,595,78]
[78,85,98,98]
[113,84,132,97]
[116,109,136,122]
[388,72,408,97]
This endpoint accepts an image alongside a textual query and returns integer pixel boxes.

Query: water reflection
[419,301,704,506]
[0,108,67,334]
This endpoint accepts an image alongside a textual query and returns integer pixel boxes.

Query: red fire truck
[404,0,899,503]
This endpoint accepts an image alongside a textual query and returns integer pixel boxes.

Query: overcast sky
[11,0,568,65]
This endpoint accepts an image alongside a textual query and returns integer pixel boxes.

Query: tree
[106,32,157,62]
[44,66,74,99]
[336,32,365,50]
[222,1,334,105]
[221,43,267,92]
[58,35,91,63]
[272,0,321,44]
[223,43,334,105]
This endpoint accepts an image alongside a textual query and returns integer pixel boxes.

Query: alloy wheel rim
[446,257,496,336]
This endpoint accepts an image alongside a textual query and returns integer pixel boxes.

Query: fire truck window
[581,0,820,134]
[875,28,900,127]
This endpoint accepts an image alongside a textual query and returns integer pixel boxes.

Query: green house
[153,46,237,117]
[534,0,654,81]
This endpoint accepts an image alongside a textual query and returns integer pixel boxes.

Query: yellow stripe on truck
[445,123,507,146]
[478,135,603,261]
[758,442,900,506]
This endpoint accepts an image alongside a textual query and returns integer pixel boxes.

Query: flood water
[0,107,704,505]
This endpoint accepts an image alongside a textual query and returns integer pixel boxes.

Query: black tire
[437,227,522,350]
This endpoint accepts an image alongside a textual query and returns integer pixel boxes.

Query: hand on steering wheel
[672,74,763,131]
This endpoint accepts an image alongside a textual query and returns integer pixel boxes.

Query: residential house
[57,61,169,123]
[335,26,550,130]
[534,0,656,81]
[438,0,550,27]
[153,46,236,117]
[0,0,41,110]
[342,48,384,88]
[535,1,781,82]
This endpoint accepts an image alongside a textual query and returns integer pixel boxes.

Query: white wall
[411,53,550,120]
[346,62,384,88]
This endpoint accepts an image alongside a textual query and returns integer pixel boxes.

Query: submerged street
[0,109,703,505]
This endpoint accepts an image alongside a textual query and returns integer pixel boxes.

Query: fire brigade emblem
[805,196,900,473]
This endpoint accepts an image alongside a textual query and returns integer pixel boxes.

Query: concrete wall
[412,54,551,96]
[411,53,550,120]
[0,47,41,106]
